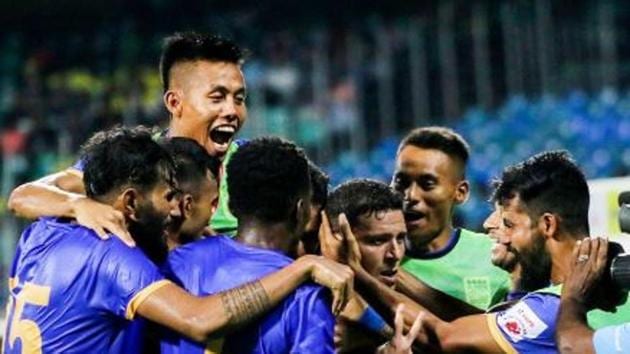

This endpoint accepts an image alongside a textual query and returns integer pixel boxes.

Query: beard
[128,202,170,265]
[516,236,552,292]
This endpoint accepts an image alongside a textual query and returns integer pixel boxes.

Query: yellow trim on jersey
[486,313,518,354]
[204,337,225,354]
[125,280,172,320]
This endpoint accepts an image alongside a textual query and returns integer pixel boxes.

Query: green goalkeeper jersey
[209,140,244,236]
[401,228,511,310]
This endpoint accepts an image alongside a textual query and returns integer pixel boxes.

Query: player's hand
[562,237,608,307]
[319,211,344,262]
[71,196,134,247]
[338,213,363,271]
[377,304,424,354]
[303,255,354,316]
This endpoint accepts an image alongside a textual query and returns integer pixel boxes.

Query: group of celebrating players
[2,31,629,354]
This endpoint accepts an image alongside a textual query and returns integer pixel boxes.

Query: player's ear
[538,212,559,240]
[295,198,309,229]
[163,89,183,118]
[181,193,194,219]
[120,188,140,221]
[454,179,470,204]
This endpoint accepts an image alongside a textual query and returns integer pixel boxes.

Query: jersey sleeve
[594,323,630,354]
[285,285,335,354]
[97,243,169,320]
[487,293,559,353]
[72,158,85,172]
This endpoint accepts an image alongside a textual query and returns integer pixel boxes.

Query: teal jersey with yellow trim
[3,217,168,353]
[401,228,511,309]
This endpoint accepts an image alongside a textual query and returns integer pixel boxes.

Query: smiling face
[492,196,552,292]
[392,145,468,249]
[166,60,247,160]
[352,209,406,288]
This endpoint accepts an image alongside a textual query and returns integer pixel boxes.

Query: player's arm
[7,168,132,244]
[396,269,483,320]
[420,313,505,353]
[136,255,354,342]
[8,168,86,218]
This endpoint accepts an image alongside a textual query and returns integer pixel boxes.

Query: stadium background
[1,0,630,306]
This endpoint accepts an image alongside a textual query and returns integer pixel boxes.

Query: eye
[234,93,246,105]
[209,93,225,103]
[392,175,409,191]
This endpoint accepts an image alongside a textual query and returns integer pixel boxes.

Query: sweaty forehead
[396,145,463,179]
[354,210,406,235]
[169,60,245,90]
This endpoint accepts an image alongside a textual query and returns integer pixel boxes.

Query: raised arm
[557,238,608,354]
[396,269,483,321]
[8,168,132,244]
[137,255,354,342]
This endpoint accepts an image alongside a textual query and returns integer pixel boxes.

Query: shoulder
[458,228,493,247]
[165,235,232,272]
[494,292,559,337]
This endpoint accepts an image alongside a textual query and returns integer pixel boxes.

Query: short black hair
[309,161,329,207]
[160,137,221,196]
[159,32,245,92]
[81,126,176,199]
[227,137,310,223]
[491,150,590,236]
[326,178,404,229]
[398,126,470,167]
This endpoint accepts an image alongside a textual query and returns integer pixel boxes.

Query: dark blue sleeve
[97,242,166,319]
[285,285,335,354]
[72,158,85,172]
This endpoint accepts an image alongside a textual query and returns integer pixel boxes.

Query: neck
[169,119,211,152]
[235,219,297,255]
[550,233,583,285]
[426,225,454,252]
[410,224,454,255]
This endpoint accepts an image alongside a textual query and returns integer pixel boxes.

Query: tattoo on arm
[220,280,272,326]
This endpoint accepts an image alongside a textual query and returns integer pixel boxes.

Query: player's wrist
[292,255,317,281]
[68,194,89,218]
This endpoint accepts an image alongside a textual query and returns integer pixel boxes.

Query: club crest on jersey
[497,301,547,342]
[463,277,491,309]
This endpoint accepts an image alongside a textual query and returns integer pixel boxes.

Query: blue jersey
[160,235,335,354]
[488,292,560,354]
[3,217,169,354]
[594,323,630,353]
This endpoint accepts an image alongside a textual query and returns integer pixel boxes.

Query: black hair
[309,161,329,207]
[398,126,470,167]
[159,137,221,196]
[81,126,176,199]
[326,178,404,229]
[159,31,245,92]
[491,150,590,236]
[227,137,310,223]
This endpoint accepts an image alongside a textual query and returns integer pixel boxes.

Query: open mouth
[208,125,237,156]
[379,269,399,286]
[403,209,425,223]
[210,125,236,145]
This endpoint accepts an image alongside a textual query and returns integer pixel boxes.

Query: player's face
[353,210,406,288]
[484,202,519,273]
[392,146,465,248]
[130,178,181,263]
[180,171,219,239]
[497,196,551,291]
[178,60,247,160]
